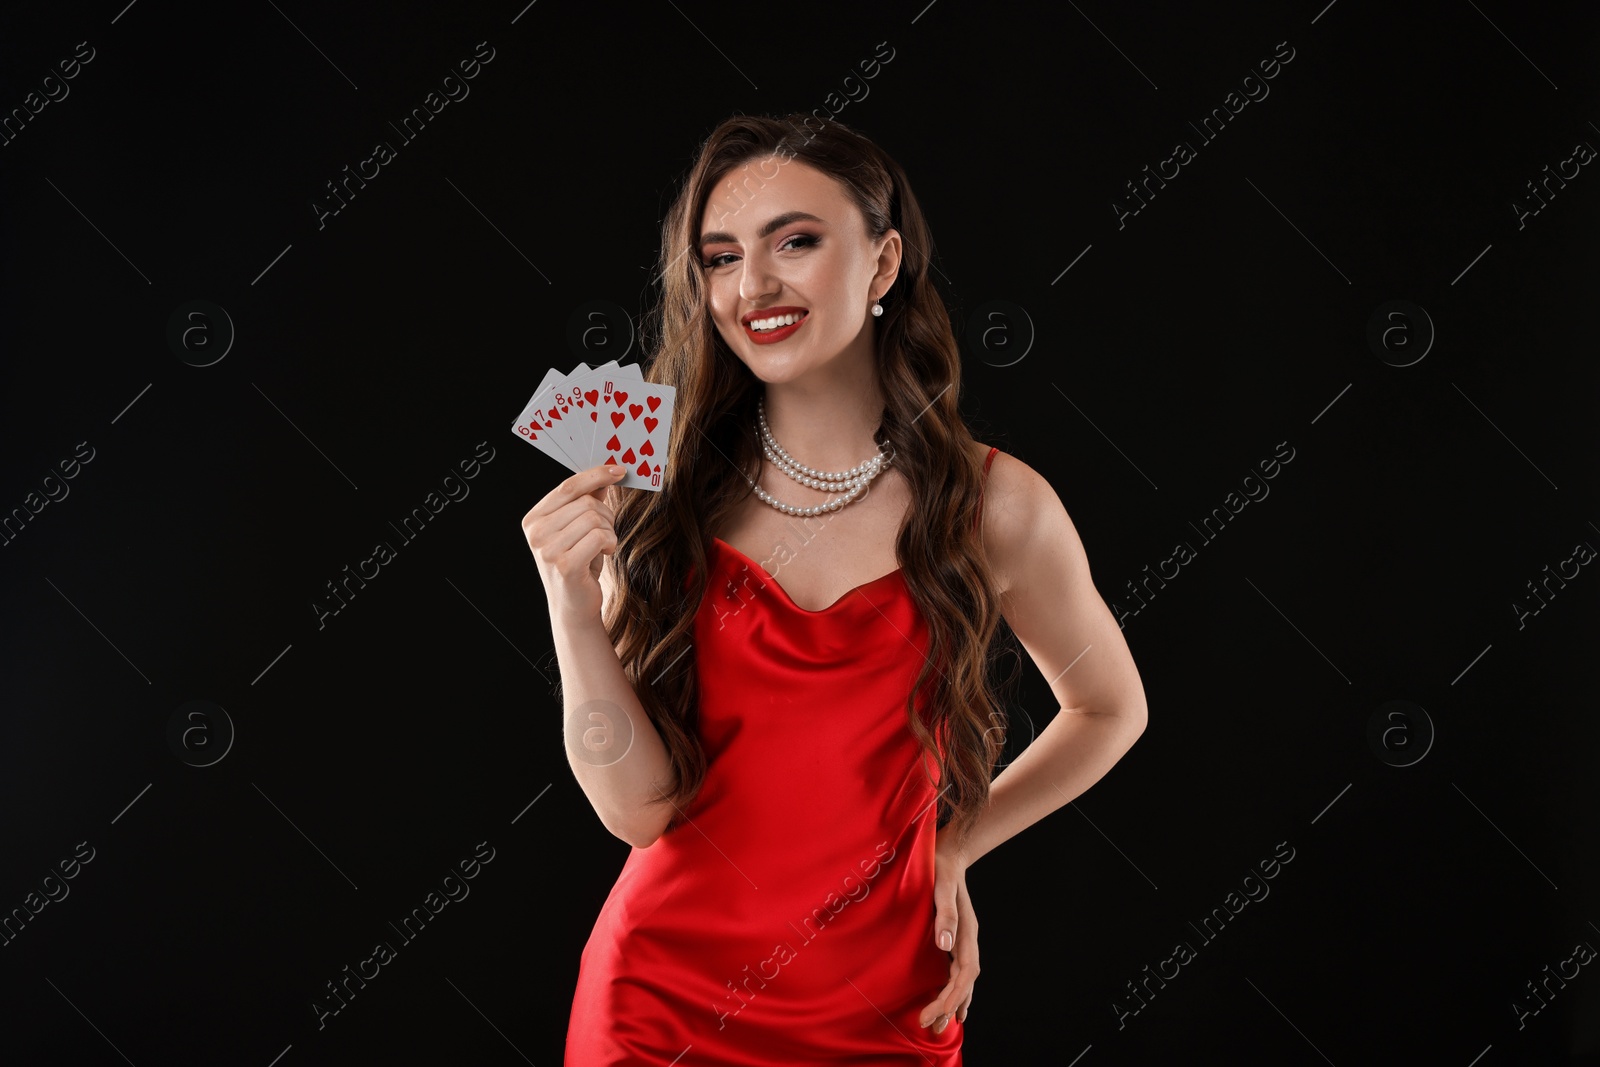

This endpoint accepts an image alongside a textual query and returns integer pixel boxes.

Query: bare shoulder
[970,443,1073,599]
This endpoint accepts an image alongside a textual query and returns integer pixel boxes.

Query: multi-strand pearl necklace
[745,397,894,517]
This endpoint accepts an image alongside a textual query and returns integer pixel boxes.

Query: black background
[1,0,1596,1063]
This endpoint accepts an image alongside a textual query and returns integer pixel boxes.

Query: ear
[872,228,903,301]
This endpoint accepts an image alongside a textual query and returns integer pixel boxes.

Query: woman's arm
[528,468,677,849]
[552,551,679,849]
[551,586,677,848]
[938,454,1149,869]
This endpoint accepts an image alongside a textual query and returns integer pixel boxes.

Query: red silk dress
[564,446,1000,1065]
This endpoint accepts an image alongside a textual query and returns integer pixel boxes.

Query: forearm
[551,614,675,847]
[940,703,1147,867]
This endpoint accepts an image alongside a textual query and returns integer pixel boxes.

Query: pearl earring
[871,301,883,317]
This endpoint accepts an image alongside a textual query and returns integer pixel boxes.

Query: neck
[760,369,886,473]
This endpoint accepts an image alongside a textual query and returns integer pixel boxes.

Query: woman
[522,113,1148,1063]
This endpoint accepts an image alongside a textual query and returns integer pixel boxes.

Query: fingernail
[938,930,953,951]
[606,465,623,476]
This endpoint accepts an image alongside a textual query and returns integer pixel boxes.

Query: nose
[737,256,779,305]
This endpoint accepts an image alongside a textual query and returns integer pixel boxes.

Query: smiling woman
[532,112,1149,1065]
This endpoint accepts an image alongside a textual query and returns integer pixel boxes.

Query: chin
[740,359,800,383]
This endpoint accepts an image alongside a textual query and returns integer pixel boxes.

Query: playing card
[580,375,676,491]
[510,361,671,492]
[556,361,644,466]
[549,360,637,465]
[539,361,597,466]
[510,367,580,469]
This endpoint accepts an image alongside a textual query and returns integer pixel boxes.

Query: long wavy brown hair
[600,112,1018,843]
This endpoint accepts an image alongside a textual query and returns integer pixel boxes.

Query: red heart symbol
[637,459,652,477]
[604,454,619,466]
[605,434,621,451]
[610,412,625,428]
[628,403,643,421]
[548,406,562,421]
[647,396,662,412]
[622,448,636,464]
[613,391,628,407]
[644,417,658,434]
[589,411,597,422]
[640,439,654,456]
[585,389,599,406]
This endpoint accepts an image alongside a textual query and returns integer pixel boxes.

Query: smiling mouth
[742,309,809,343]
[745,310,808,333]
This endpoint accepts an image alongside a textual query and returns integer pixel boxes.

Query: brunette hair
[599,112,1017,842]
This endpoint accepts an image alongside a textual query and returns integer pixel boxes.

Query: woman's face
[697,156,899,382]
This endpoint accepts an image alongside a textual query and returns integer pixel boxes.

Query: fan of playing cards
[511,361,677,491]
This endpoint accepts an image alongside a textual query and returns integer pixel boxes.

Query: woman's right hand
[521,463,626,628]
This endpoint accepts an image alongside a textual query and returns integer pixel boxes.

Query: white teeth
[749,312,803,331]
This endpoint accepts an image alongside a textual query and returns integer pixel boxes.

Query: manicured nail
[938,930,953,951]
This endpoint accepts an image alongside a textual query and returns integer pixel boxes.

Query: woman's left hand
[919,838,978,1035]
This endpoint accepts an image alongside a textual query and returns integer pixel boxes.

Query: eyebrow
[698,211,827,249]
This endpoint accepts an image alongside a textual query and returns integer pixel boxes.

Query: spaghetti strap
[973,445,1000,533]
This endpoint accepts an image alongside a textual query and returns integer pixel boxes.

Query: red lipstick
[741,306,809,345]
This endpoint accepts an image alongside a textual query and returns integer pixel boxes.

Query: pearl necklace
[746,397,894,517]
